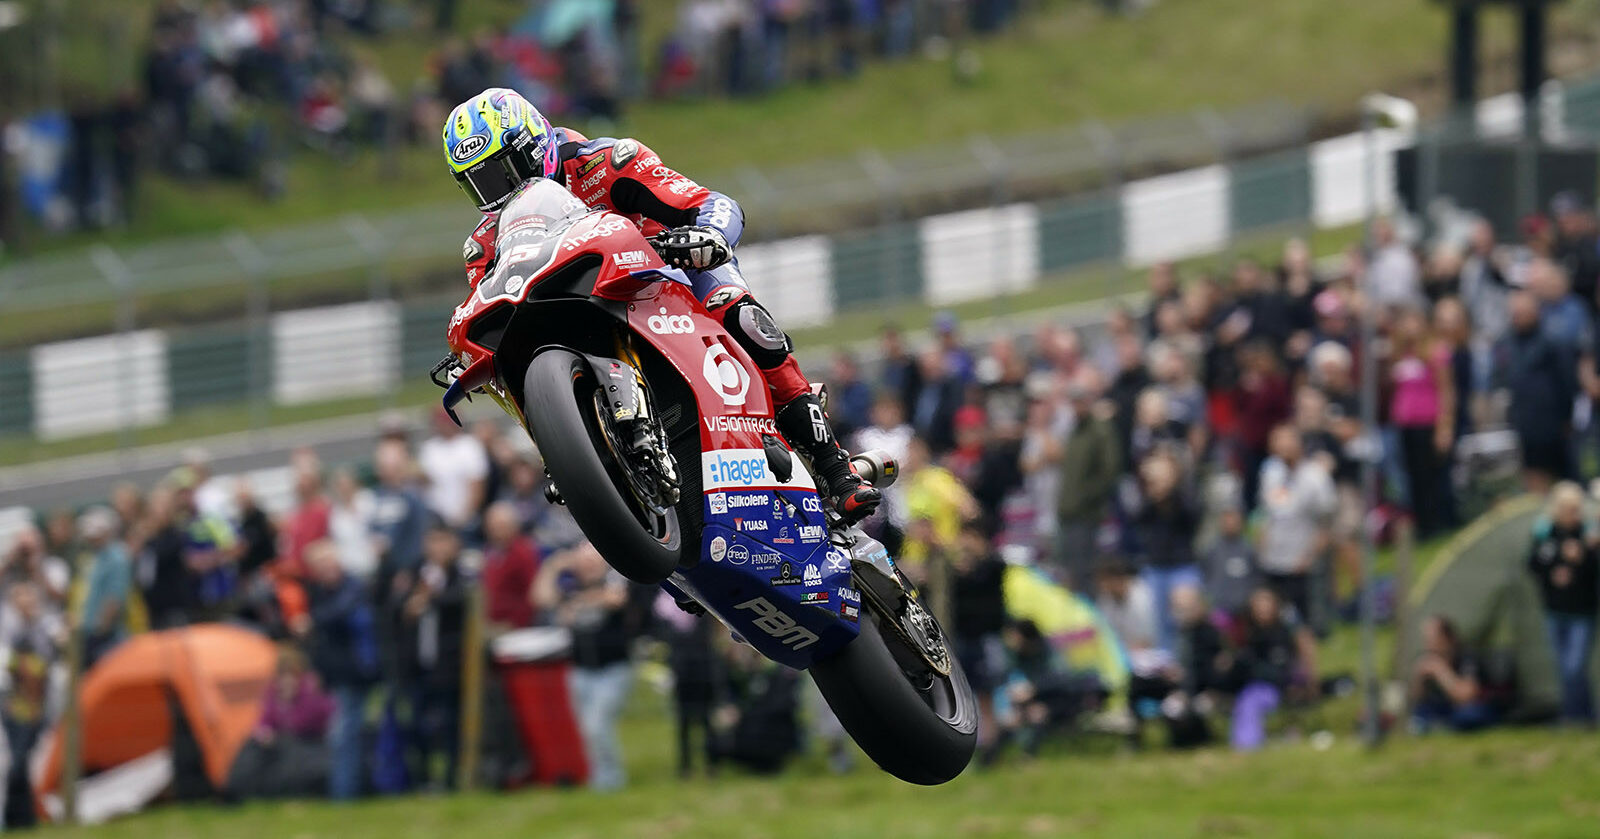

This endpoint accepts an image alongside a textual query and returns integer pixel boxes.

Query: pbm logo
[734,597,819,650]
[647,308,694,335]
[702,344,750,407]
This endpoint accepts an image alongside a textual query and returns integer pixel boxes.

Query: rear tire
[809,609,977,785]
[522,349,681,584]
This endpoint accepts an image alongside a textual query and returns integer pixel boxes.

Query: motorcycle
[433,178,976,784]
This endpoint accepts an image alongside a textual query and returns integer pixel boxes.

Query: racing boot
[775,392,881,525]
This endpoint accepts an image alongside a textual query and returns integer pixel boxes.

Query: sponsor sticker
[736,518,768,533]
[734,597,818,649]
[837,587,860,604]
[840,603,860,622]
[577,154,606,176]
[803,564,822,586]
[703,415,777,435]
[750,550,783,567]
[561,218,629,251]
[613,250,649,269]
[701,451,815,492]
[800,591,828,605]
[773,526,794,545]
[701,344,751,407]
[709,536,727,563]
[725,544,750,566]
[647,308,695,335]
[769,562,803,587]
[801,495,823,515]
[451,133,488,162]
[798,525,825,543]
[825,549,850,573]
[708,492,728,514]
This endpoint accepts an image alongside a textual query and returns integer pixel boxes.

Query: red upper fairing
[445,180,778,455]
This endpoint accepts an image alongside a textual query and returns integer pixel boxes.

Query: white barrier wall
[32,330,170,440]
[271,301,401,405]
[919,203,1040,306]
[735,235,836,327]
[1121,165,1230,266]
[1309,128,1407,229]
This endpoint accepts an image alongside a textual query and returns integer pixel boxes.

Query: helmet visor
[456,156,528,212]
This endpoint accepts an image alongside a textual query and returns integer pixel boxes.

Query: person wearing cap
[74,507,133,667]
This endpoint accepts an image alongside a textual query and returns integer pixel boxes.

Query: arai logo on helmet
[452,134,488,163]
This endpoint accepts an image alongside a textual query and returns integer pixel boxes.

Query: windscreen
[477,179,595,302]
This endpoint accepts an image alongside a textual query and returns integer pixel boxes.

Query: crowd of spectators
[16,0,1036,235]
[10,190,1600,811]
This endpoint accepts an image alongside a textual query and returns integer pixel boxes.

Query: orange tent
[38,624,276,802]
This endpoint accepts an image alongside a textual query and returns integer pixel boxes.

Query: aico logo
[702,450,768,489]
[737,518,768,532]
[561,218,629,251]
[703,416,777,435]
[734,597,819,650]
[803,564,822,586]
[797,525,825,543]
[613,250,648,269]
[647,308,694,335]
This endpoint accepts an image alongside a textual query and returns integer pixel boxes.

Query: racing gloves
[653,225,731,271]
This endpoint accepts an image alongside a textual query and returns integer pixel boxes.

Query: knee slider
[720,295,791,370]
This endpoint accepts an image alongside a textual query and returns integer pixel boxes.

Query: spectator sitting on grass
[1230,586,1316,751]
[1408,615,1497,733]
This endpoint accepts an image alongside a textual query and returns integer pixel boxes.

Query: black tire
[809,608,978,785]
[522,349,681,584]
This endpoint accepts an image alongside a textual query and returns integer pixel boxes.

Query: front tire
[522,349,681,584]
[809,608,978,785]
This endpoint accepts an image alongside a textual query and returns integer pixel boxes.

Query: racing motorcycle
[433,178,975,784]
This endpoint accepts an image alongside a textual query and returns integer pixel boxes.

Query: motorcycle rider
[443,88,880,524]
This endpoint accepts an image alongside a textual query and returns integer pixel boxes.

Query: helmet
[442,88,560,213]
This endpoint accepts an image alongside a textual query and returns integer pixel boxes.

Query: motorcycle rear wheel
[809,604,978,785]
[522,349,682,584]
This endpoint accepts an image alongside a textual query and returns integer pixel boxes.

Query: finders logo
[702,449,770,489]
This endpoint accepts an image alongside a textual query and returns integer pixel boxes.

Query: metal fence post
[455,583,486,791]
[1084,120,1122,299]
[89,245,136,461]
[224,232,271,437]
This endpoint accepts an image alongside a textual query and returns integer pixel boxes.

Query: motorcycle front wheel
[522,349,682,584]
[809,603,978,785]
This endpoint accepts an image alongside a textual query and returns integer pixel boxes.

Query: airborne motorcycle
[433,178,976,784]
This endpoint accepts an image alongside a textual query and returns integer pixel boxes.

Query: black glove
[653,226,731,271]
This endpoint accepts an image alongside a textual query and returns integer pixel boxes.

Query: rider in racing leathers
[443,88,881,524]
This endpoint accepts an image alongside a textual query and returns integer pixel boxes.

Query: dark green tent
[1394,494,1584,722]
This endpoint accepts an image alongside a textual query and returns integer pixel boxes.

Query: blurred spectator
[1256,424,1335,631]
[418,408,489,531]
[1528,257,1589,353]
[1,525,70,608]
[992,619,1107,758]
[370,439,429,598]
[1161,585,1229,748]
[910,348,963,454]
[481,502,540,632]
[1202,500,1259,623]
[1527,482,1597,725]
[327,467,377,582]
[827,351,874,440]
[901,436,978,582]
[231,647,334,799]
[1458,219,1513,358]
[951,519,1007,743]
[654,592,716,778]
[75,507,133,667]
[280,462,331,580]
[1096,558,1158,656]
[1496,290,1576,492]
[297,540,379,801]
[1232,341,1292,508]
[708,642,802,776]
[395,525,469,788]
[1551,192,1600,310]
[1409,615,1495,733]
[1127,451,1200,653]
[878,325,922,420]
[234,482,279,578]
[1230,587,1314,751]
[1054,368,1121,589]
[0,582,61,829]
[1388,307,1455,538]
[534,542,634,792]
[136,486,191,630]
[1367,217,1422,309]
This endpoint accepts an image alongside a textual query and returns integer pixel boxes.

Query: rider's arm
[601,140,745,248]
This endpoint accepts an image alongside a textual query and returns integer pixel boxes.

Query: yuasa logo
[734,597,819,650]
[647,308,694,335]
[703,451,767,488]
[701,344,750,407]
[737,518,768,532]
[703,416,777,435]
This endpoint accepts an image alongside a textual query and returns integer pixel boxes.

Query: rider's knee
[706,286,791,370]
